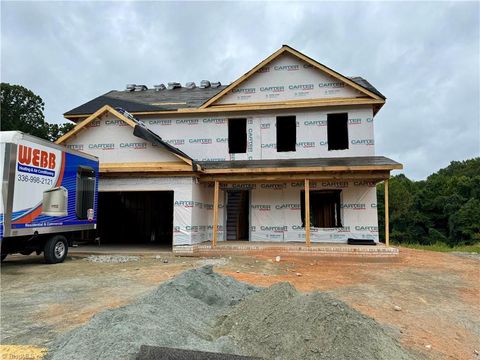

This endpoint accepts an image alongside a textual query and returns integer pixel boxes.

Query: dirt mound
[214,282,414,360]
[47,266,415,360]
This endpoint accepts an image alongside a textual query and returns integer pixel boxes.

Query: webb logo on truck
[17,144,57,176]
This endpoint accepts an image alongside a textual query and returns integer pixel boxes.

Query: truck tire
[44,235,68,264]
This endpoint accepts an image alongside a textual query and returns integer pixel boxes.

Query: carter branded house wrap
[57,45,402,251]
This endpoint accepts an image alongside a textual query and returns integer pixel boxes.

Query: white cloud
[1,1,478,179]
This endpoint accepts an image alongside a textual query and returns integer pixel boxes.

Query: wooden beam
[199,46,288,109]
[99,162,193,173]
[384,178,389,247]
[212,181,220,248]
[64,98,384,120]
[198,45,382,109]
[305,179,311,247]
[56,105,111,144]
[202,164,402,174]
[199,171,390,183]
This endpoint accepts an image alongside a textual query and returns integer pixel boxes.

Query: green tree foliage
[1,83,74,141]
[377,158,480,246]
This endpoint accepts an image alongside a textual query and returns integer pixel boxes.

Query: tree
[377,158,480,246]
[449,199,480,246]
[1,83,73,141]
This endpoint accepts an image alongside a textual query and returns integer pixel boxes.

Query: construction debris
[85,255,140,263]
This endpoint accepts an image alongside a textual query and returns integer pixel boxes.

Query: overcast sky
[1,1,479,180]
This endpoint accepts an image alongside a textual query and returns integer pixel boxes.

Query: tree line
[377,158,480,246]
[0,83,74,141]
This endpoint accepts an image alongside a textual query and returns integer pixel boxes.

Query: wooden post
[212,181,220,248]
[305,179,311,247]
[384,178,389,247]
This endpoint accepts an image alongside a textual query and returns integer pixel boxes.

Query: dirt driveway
[1,248,479,360]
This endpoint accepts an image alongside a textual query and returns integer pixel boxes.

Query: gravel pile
[85,255,140,263]
[214,282,415,360]
[47,267,415,360]
[47,266,258,360]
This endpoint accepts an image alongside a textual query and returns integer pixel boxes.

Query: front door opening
[226,190,249,241]
[97,191,173,248]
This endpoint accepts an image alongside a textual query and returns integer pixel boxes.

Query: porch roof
[198,156,402,172]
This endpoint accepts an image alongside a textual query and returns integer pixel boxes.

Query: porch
[196,156,402,250]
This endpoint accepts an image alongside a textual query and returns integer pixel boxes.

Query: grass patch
[398,242,480,253]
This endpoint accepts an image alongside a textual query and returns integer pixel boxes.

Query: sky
[1,1,479,180]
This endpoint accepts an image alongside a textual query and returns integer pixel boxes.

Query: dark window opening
[228,118,247,153]
[301,190,342,228]
[76,166,96,219]
[327,113,349,151]
[276,115,296,152]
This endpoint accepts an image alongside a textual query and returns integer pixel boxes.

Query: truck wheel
[1,253,7,262]
[44,235,68,264]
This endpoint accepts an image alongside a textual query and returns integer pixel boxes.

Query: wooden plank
[385,179,390,247]
[199,45,382,109]
[100,162,193,173]
[202,164,402,174]
[305,179,311,247]
[56,105,111,144]
[212,181,220,248]
[56,105,138,144]
[199,46,288,109]
[199,171,390,183]
[64,98,384,120]
[283,45,383,100]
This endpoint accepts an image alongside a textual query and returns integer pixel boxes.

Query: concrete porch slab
[173,241,399,257]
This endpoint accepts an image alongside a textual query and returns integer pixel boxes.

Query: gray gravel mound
[213,282,415,360]
[47,266,415,360]
[47,266,259,360]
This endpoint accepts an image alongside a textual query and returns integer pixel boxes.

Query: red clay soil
[220,249,480,360]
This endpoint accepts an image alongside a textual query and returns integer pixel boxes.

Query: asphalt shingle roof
[64,78,384,117]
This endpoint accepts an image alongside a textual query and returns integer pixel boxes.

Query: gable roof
[200,45,385,109]
[63,45,385,119]
[56,105,193,166]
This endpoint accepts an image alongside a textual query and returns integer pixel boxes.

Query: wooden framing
[100,162,193,173]
[64,98,384,121]
[56,105,136,144]
[56,105,193,167]
[202,164,402,175]
[384,179,390,247]
[200,171,391,183]
[305,179,311,246]
[199,45,383,109]
[212,181,220,248]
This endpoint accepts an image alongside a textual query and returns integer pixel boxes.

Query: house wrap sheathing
[57,45,402,250]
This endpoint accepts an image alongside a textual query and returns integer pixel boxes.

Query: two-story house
[56,45,402,253]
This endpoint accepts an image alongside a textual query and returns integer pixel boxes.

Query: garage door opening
[97,191,173,248]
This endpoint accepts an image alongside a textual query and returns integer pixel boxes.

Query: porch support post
[384,178,389,247]
[212,180,220,248]
[305,179,311,247]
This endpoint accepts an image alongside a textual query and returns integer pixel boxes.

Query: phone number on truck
[17,174,54,185]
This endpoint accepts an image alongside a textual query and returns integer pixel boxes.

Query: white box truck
[1,131,99,263]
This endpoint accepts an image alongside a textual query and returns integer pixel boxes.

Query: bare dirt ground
[1,248,479,360]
